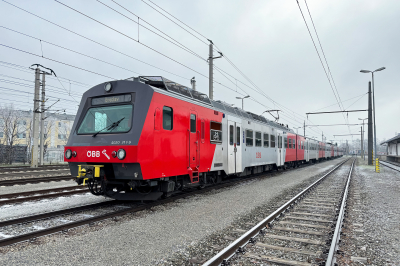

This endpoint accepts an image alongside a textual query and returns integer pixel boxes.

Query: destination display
[92,94,132,105]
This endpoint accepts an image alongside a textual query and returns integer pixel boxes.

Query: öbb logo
[87,151,100,157]
[256,152,261,158]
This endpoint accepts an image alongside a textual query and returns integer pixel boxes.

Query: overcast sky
[1,0,399,144]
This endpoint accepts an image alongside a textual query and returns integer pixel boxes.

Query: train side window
[255,131,262,147]
[270,135,276,148]
[229,125,234,145]
[163,106,173,130]
[190,114,196,133]
[210,121,222,144]
[201,120,205,142]
[263,133,269,147]
[289,138,292,149]
[284,137,287,148]
[246,129,253,146]
[293,139,296,149]
[236,127,241,146]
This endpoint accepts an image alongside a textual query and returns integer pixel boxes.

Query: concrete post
[368,81,373,165]
[39,73,45,165]
[31,68,40,168]
[209,42,213,100]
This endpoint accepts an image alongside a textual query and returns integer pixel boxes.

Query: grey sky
[0,0,398,143]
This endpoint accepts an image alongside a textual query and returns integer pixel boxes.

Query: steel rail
[325,158,355,265]
[0,165,68,173]
[0,175,73,186]
[0,158,345,247]
[0,187,89,205]
[0,201,116,228]
[380,161,400,172]
[202,158,349,266]
[0,186,84,199]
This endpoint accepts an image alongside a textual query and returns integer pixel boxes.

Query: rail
[202,158,349,266]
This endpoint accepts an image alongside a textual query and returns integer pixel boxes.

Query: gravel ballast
[337,157,400,265]
[0,159,342,266]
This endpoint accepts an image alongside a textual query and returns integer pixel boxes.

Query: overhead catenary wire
[296,0,352,138]
[140,0,330,136]
[53,0,209,79]
[0,0,189,81]
[97,0,206,62]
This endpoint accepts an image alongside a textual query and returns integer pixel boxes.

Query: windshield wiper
[92,117,125,137]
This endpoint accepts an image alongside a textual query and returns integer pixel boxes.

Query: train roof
[128,76,294,133]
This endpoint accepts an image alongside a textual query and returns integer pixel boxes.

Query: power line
[53,0,208,79]
[98,0,206,62]
[296,0,351,137]
[141,0,209,45]
[0,60,90,89]
[1,0,189,81]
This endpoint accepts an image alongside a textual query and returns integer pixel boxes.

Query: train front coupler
[76,164,105,196]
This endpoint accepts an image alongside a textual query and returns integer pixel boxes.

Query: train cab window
[263,133,269,147]
[163,106,173,130]
[77,104,132,135]
[289,138,292,149]
[210,121,222,143]
[190,114,196,133]
[255,131,262,147]
[284,137,287,148]
[229,125,234,145]
[246,129,253,146]
[270,135,276,148]
[236,127,241,146]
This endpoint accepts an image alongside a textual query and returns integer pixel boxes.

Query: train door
[227,120,242,174]
[189,112,199,168]
[277,133,283,166]
[305,140,309,162]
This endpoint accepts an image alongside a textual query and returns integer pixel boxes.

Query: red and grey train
[64,76,343,201]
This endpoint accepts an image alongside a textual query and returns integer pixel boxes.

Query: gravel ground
[337,157,400,265]
[0,180,77,196]
[0,158,343,266]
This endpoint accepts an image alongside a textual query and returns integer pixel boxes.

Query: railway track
[0,175,73,186]
[0,186,89,205]
[380,160,400,172]
[0,165,68,173]
[0,158,345,248]
[202,158,353,266]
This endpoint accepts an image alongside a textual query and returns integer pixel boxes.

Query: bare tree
[0,105,27,164]
[57,120,72,147]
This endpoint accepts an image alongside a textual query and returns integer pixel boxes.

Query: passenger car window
[163,106,173,130]
[270,135,276,148]
[246,129,253,146]
[263,133,269,147]
[210,121,222,143]
[236,127,241,146]
[229,125,234,145]
[255,131,262,147]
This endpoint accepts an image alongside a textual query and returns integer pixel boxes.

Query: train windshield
[77,104,133,134]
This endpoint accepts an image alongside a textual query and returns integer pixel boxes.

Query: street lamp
[358,118,368,160]
[236,95,250,109]
[360,67,385,171]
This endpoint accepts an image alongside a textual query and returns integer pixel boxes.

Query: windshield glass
[77,104,133,134]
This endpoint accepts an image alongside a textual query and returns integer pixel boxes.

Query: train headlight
[72,151,77,157]
[117,149,126,160]
[65,149,72,159]
[104,82,112,92]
